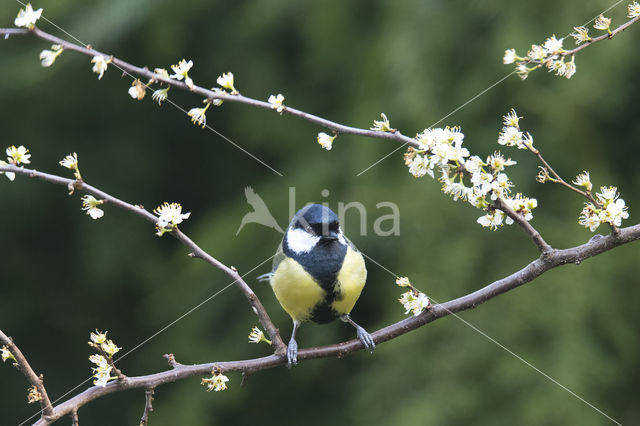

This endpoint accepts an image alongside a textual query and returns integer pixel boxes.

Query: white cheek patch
[286,228,320,253]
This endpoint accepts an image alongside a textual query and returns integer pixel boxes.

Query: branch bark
[562,15,640,57]
[0,27,420,149]
[0,164,286,355]
[10,220,637,425]
[493,196,552,253]
[0,330,55,418]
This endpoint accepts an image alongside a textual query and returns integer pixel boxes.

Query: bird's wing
[344,235,361,253]
[271,240,286,274]
[257,241,285,283]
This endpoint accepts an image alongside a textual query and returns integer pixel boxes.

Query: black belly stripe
[283,237,347,324]
[282,237,347,292]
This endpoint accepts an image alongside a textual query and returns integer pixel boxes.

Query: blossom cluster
[0,145,31,181]
[503,3,640,80]
[88,330,121,387]
[503,35,576,80]
[579,186,629,231]
[201,370,230,392]
[403,111,538,230]
[396,277,430,316]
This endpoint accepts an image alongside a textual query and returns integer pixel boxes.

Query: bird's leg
[287,321,300,368]
[340,315,376,353]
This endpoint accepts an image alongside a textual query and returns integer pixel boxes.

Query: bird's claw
[287,338,298,368]
[356,326,376,353]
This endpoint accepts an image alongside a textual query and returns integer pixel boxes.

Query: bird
[260,203,375,367]
[236,186,284,235]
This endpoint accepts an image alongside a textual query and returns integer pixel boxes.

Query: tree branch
[0,27,420,149]
[562,15,640,57]
[535,151,619,234]
[0,164,285,355]
[0,330,55,419]
[139,388,154,426]
[493,197,552,253]
[10,221,637,425]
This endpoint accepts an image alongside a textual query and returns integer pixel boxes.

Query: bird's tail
[256,272,273,282]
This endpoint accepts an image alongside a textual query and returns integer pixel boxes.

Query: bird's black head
[291,204,341,241]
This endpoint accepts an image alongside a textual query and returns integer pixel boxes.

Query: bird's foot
[355,325,376,353]
[287,338,298,368]
[340,315,375,353]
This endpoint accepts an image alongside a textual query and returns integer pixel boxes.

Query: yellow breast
[331,246,367,316]
[271,256,326,322]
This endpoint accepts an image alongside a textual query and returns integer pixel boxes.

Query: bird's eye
[310,223,324,235]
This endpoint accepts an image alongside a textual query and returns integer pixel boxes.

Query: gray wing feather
[344,236,360,253]
[271,241,286,273]
[257,241,286,283]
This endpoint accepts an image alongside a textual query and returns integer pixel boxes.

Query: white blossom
[15,3,42,28]
[217,72,237,94]
[593,15,612,31]
[268,94,285,113]
[477,210,505,230]
[39,44,63,67]
[154,202,191,235]
[398,291,430,316]
[570,26,591,45]
[187,104,210,128]
[7,145,31,165]
[152,87,169,105]
[170,59,194,89]
[59,152,79,170]
[572,171,592,191]
[202,372,229,392]
[370,113,393,132]
[89,354,113,387]
[1,346,15,363]
[317,132,336,150]
[503,49,517,64]
[81,195,104,219]
[91,55,109,80]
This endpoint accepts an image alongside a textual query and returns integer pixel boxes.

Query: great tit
[262,204,375,367]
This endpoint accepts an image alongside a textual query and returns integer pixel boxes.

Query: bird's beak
[323,231,340,241]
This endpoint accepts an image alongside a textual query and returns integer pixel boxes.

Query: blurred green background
[1,0,639,424]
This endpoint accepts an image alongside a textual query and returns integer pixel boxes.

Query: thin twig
[562,15,640,57]
[0,27,420,149]
[71,410,78,426]
[17,221,640,426]
[535,151,619,234]
[493,197,552,254]
[163,354,181,369]
[0,330,55,418]
[0,164,286,355]
[139,388,154,426]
